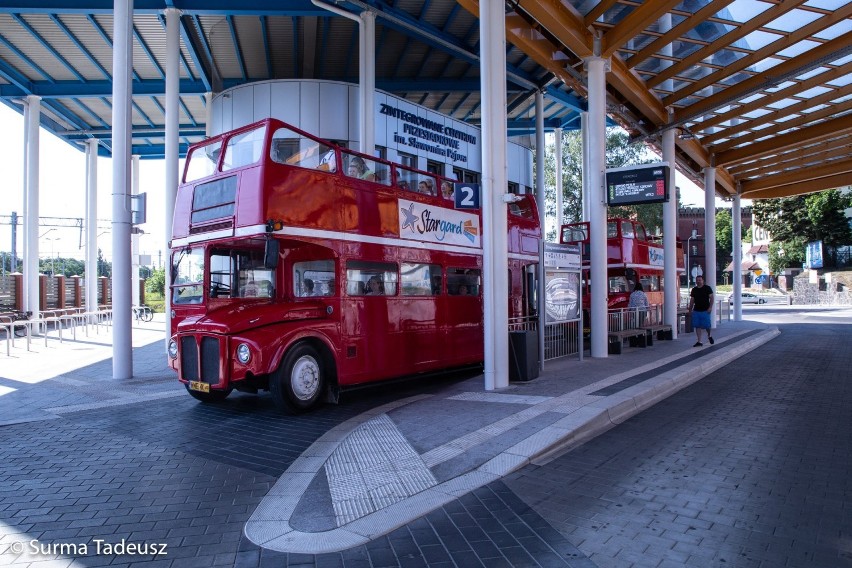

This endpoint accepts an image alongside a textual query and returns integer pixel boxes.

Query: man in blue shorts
[688,275,714,347]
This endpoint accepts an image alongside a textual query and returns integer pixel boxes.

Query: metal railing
[508,315,581,362]
[607,303,664,332]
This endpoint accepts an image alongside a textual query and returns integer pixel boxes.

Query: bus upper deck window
[221,125,267,172]
[607,222,618,238]
[271,127,337,172]
[621,221,634,238]
[185,141,222,182]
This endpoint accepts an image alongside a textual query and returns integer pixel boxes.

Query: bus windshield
[210,247,275,299]
[172,248,205,305]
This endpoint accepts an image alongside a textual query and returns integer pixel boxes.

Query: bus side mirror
[264,239,279,269]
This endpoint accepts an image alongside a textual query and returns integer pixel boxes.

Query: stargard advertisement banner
[397,198,481,248]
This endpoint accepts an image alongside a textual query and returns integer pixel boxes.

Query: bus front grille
[180,336,199,381]
[200,337,221,383]
[180,335,221,384]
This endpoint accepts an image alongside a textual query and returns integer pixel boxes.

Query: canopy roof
[0,0,849,200]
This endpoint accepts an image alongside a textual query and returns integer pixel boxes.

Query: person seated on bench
[628,281,649,326]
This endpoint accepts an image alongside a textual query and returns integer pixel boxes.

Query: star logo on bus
[462,220,478,243]
[400,204,418,232]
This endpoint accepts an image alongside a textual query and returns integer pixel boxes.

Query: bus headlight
[236,343,251,364]
[167,339,178,359]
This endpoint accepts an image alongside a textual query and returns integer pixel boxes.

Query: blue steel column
[480,0,509,389]
[704,167,717,328]
[165,7,180,343]
[111,0,133,379]
[586,55,608,358]
[662,125,678,338]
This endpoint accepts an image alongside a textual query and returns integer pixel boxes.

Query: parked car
[727,292,765,304]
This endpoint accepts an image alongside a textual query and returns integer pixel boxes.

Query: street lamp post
[686,230,701,288]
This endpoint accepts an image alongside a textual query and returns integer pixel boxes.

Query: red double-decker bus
[560,218,684,319]
[167,118,541,413]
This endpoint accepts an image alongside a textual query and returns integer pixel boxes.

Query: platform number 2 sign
[454,183,480,210]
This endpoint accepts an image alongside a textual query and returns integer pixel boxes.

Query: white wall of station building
[209,79,533,191]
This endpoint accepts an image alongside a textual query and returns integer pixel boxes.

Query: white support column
[555,127,564,231]
[586,55,608,358]
[24,95,41,319]
[111,0,134,379]
[165,6,181,341]
[131,155,141,307]
[662,125,678,338]
[85,139,98,314]
[535,90,546,372]
[581,112,591,222]
[704,167,717,328]
[204,92,213,137]
[732,192,743,321]
[480,0,509,389]
[361,10,375,155]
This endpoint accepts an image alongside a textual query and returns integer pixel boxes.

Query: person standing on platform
[688,275,714,347]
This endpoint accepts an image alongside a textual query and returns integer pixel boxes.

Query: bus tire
[185,384,232,403]
[271,343,325,414]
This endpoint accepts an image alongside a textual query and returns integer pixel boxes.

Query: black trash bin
[682,311,693,333]
[509,330,539,382]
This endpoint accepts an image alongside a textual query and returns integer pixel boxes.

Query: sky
[0,103,169,267]
[0,103,718,267]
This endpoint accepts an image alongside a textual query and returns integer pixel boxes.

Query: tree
[145,267,166,297]
[753,189,852,268]
[96,248,112,278]
[543,127,658,240]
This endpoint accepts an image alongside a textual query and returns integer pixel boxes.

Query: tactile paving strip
[324,413,437,526]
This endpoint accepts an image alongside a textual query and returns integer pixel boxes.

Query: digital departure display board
[606,163,670,206]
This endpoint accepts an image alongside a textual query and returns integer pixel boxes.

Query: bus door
[397,262,443,367]
[342,260,401,383]
[444,267,483,364]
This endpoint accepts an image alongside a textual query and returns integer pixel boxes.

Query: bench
[641,324,673,345]
[608,328,648,354]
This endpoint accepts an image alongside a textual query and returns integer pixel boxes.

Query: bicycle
[133,305,154,322]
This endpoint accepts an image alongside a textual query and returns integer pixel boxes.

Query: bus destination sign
[606,163,669,206]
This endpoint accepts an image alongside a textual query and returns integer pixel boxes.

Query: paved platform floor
[0,306,849,567]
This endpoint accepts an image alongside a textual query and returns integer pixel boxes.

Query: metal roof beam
[647,0,807,89]
[671,30,852,127]
[668,3,852,106]
[65,126,207,139]
[601,0,681,59]
[741,171,852,199]
[710,98,852,154]
[740,158,852,194]
[48,14,110,80]
[10,13,82,80]
[628,0,735,70]
[692,60,852,132]
[701,83,852,146]
[728,139,852,176]
[0,78,210,98]
[716,114,852,166]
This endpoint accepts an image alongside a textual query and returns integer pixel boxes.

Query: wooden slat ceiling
[460,0,852,200]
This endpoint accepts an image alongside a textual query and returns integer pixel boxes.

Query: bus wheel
[271,344,325,413]
[184,384,232,403]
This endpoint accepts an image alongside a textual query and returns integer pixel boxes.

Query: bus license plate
[189,381,210,393]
